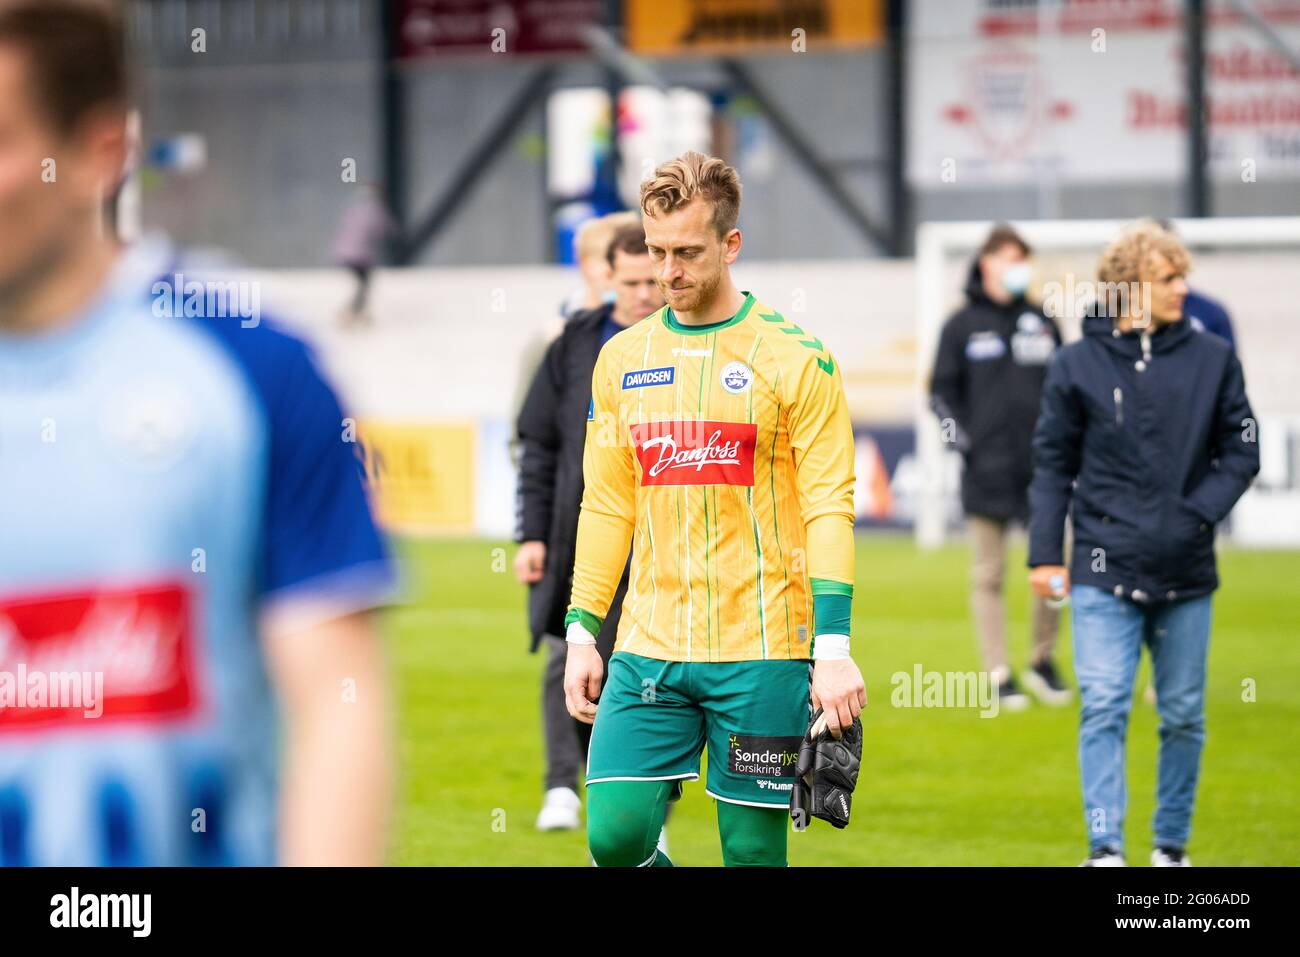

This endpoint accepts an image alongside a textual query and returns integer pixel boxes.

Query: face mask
[1001,262,1032,296]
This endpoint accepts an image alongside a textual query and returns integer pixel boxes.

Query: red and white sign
[909,0,1300,184]
[0,582,198,732]
[398,0,604,58]
[630,419,757,486]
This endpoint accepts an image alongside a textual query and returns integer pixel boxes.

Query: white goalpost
[913,215,1300,550]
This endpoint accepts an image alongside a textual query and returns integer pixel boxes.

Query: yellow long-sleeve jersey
[565,291,856,662]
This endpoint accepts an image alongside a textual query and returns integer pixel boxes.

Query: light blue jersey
[0,237,394,865]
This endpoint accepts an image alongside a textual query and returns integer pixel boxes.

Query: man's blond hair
[640,151,741,237]
[575,210,640,263]
[1097,219,1191,287]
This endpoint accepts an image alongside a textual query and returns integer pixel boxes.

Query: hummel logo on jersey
[622,366,674,389]
[629,420,757,486]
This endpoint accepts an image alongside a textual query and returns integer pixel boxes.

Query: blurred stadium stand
[119,0,1300,541]
[125,0,1300,268]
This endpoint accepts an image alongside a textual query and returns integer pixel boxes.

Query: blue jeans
[1070,584,1213,853]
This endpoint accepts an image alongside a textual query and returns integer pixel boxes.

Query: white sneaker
[1151,846,1191,867]
[1081,846,1126,866]
[536,787,582,831]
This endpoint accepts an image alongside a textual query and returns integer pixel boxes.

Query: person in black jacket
[930,224,1069,709]
[513,223,664,831]
[1027,221,1260,867]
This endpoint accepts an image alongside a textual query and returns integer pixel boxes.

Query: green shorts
[586,651,812,808]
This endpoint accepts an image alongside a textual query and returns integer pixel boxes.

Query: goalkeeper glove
[790,708,863,830]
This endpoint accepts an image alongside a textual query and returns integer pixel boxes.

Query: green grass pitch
[386,535,1300,866]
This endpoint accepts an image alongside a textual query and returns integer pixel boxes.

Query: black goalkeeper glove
[789,709,863,830]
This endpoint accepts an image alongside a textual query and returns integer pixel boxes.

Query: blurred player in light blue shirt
[0,0,396,865]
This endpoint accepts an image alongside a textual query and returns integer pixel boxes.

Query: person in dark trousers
[1027,221,1259,867]
[930,224,1070,710]
[513,223,664,832]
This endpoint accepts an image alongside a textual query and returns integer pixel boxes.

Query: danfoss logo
[0,583,197,732]
[629,420,757,487]
[645,430,740,476]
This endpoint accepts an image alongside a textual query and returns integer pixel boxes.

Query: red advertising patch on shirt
[630,420,757,487]
[0,582,198,732]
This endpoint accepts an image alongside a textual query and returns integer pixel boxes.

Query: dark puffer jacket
[1027,313,1260,603]
[929,260,1062,520]
[515,305,627,653]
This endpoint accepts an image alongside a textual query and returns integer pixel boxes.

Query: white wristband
[812,633,851,661]
[566,621,597,645]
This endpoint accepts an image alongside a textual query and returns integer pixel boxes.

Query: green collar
[662,291,755,336]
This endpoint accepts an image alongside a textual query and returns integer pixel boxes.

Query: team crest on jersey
[719,361,752,394]
[100,378,198,471]
[629,420,756,487]
[622,366,674,389]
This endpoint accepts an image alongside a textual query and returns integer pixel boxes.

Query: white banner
[908,0,1300,184]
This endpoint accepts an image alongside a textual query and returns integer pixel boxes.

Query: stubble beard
[664,267,721,316]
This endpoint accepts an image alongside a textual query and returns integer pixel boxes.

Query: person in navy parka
[1026,221,1260,868]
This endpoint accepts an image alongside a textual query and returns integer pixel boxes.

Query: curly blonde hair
[1097,219,1191,287]
[639,151,741,237]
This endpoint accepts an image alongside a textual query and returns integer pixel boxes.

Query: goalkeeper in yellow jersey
[562,151,866,866]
